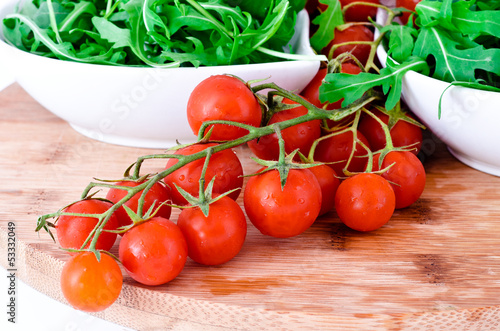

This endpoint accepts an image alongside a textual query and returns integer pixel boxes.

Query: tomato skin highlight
[105,180,172,230]
[60,252,122,312]
[119,217,188,286]
[243,168,322,238]
[187,75,262,141]
[177,196,247,266]
[164,143,244,205]
[373,151,426,209]
[247,99,321,161]
[335,173,395,232]
[56,199,118,254]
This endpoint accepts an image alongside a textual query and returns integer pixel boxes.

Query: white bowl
[0,0,321,149]
[375,9,500,177]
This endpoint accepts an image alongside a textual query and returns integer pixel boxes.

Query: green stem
[341,2,393,16]
[185,0,233,38]
[39,79,386,253]
[104,0,121,20]
[47,0,62,44]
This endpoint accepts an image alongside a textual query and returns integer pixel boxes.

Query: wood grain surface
[1,83,500,330]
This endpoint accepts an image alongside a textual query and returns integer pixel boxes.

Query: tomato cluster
[49,72,426,313]
[54,143,249,312]
[39,1,429,315]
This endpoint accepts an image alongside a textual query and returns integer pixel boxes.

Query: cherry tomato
[119,217,188,286]
[186,75,262,141]
[244,168,322,238]
[56,199,118,254]
[105,180,172,230]
[61,252,122,312]
[301,63,362,129]
[308,164,341,216]
[340,0,379,22]
[177,196,247,266]
[164,143,243,205]
[247,99,321,161]
[314,129,371,176]
[322,25,374,64]
[335,173,395,232]
[396,0,421,25]
[358,107,423,155]
[301,63,362,110]
[373,151,426,209]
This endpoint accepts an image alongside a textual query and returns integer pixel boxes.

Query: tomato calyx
[361,104,424,171]
[170,147,239,217]
[249,125,323,190]
[373,102,425,132]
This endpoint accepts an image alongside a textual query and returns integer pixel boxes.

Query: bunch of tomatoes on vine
[36,0,424,313]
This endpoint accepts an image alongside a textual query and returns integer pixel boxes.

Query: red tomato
[56,199,118,253]
[373,151,426,209]
[61,252,122,312]
[301,63,362,110]
[308,164,341,216]
[340,0,379,22]
[247,99,321,161]
[358,108,423,155]
[396,0,421,25]
[314,129,371,176]
[119,217,188,286]
[243,168,322,238]
[177,196,247,265]
[322,25,374,64]
[186,75,262,140]
[335,173,395,231]
[164,143,243,205]
[105,180,171,230]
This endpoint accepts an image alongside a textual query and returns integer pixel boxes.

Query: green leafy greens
[317,0,500,111]
[2,0,316,67]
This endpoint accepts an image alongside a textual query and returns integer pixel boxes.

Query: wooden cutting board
[1,83,500,330]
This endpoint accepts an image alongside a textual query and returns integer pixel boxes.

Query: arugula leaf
[58,1,96,32]
[319,57,429,110]
[243,0,290,51]
[161,36,215,66]
[417,0,500,39]
[381,23,418,64]
[412,26,500,83]
[4,12,114,63]
[2,0,314,67]
[142,0,171,44]
[121,0,181,67]
[309,0,344,52]
[92,16,131,49]
[200,0,249,28]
